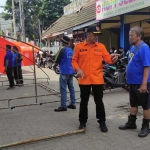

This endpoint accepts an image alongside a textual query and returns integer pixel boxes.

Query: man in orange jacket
[72,26,119,132]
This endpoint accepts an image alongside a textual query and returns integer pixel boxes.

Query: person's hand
[111,54,120,63]
[76,68,84,79]
[138,83,149,93]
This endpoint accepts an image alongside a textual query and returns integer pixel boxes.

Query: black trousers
[6,67,14,87]
[14,66,23,83]
[79,84,106,123]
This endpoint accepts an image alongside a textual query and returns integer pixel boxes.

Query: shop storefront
[96,0,150,52]
[42,0,150,53]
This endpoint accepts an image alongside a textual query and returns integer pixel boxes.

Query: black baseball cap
[87,26,101,34]
[60,36,70,45]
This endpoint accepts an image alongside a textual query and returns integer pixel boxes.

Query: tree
[38,0,71,30]
[2,0,71,41]
[23,0,42,41]
[2,0,13,20]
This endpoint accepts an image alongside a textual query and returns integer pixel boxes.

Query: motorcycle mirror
[119,52,124,58]
[126,51,130,56]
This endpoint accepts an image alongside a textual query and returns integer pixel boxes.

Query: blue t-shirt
[126,41,150,84]
[13,52,22,67]
[4,51,14,68]
[59,46,75,75]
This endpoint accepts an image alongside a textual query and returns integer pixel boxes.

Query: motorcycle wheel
[122,74,129,91]
[44,62,48,68]
[122,84,129,91]
[104,78,113,90]
[48,62,53,69]
[55,68,60,74]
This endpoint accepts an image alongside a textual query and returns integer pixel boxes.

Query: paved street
[0,66,150,150]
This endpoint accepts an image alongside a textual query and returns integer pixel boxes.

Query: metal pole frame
[0,41,50,80]
[0,129,85,149]
[0,44,50,109]
[0,36,84,149]
[12,0,17,39]
[32,46,38,103]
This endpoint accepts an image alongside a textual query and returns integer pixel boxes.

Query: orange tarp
[0,37,39,74]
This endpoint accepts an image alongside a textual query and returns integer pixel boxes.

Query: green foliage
[2,0,13,20]
[38,0,70,29]
[2,0,71,40]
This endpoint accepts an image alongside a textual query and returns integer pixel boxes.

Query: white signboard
[96,0,150,20]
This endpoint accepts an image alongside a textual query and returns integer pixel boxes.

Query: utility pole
[19,0,25,42]
[22,1,25,42]
[38,19,42,48]
[12,0,17,39]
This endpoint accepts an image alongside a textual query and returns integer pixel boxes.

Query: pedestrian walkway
[0,67,150,150]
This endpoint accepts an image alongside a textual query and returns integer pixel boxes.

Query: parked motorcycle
[47,55,55,69]
[103,55,129,91]
[47,55,60,74]
[53,64,60,74]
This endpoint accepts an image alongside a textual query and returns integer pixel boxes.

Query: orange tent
[0,37,39,74]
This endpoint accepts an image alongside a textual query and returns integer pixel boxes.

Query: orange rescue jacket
[72,40,113,85]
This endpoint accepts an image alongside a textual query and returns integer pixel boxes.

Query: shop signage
[96,0,150,20]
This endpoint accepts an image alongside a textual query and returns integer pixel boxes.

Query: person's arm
[102,45,119,64]
[17,53,23,62]
[142,67,150,84]
[139,67,150,93]
[4,54,9,72]
[72,45,84,78]
[4,60,9,72]
[54,47,65,63]
[72,45,79,70]
[139,47,150,93]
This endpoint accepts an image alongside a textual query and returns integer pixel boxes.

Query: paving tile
[0,67,150,150]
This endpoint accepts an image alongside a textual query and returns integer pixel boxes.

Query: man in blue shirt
[12,46,23,85]
[4,45,15,90]
[119,27,150,138]
[54,36,76,112]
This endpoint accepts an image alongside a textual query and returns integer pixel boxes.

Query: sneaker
[54,107,67,112]
[78,123,86,130]
[99,121,108,132]
[67,104,76,109]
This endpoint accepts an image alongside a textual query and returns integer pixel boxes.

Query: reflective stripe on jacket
[72,40,113,84]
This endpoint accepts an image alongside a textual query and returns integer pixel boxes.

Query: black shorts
[129,83,150,110]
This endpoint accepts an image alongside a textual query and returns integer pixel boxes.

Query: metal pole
[109,28,112,49]
[19,0,22,41]
[32,46,38,103]
[19,0,25,41]
[12,0,17,39]
[21,0,25,41]
[38,19,42,47]
[0,129,85,149]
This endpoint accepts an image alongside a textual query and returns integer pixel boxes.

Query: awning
[42,1,96,38]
